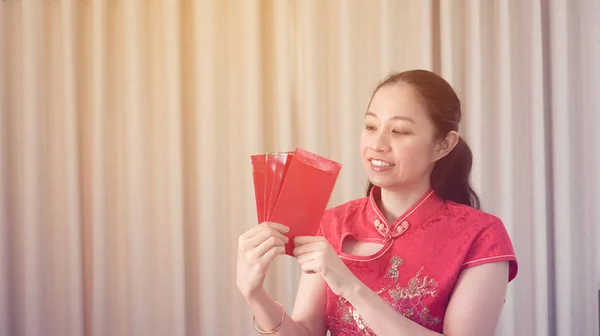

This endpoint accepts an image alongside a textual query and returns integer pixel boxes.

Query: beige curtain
[1,1,599,335]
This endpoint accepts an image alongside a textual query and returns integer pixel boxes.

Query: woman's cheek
[394,142,424,161]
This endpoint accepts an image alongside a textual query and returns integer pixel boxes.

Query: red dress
[319,186,518,335]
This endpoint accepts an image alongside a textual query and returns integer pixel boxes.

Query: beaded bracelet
[252,301,286,334]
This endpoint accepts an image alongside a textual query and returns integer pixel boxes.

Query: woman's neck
[378,180,432,223]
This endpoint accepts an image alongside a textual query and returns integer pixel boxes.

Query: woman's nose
[370,132,391,152]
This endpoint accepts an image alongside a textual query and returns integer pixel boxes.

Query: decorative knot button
[374,219,390,236]
[392,220,410,238]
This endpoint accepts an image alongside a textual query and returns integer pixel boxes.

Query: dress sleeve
[460,219,518,282]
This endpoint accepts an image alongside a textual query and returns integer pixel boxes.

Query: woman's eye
[393,130,411,136]
[365,125,376,131]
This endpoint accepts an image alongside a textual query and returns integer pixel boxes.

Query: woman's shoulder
[441,200,504,229]
[440,201,518,281]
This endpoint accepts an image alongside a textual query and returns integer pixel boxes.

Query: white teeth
[371,159,393,167]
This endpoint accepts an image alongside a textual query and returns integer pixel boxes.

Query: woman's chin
[367,176,396,190]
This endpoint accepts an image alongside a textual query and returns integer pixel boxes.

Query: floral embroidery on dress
[328,256,441,335]
[386,266,441,327]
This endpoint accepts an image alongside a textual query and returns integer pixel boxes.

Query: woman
[236,69,518,336]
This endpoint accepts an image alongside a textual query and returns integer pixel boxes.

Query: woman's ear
[433,131,459,162]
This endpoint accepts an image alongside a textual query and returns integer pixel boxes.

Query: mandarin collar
[368,186,444,241]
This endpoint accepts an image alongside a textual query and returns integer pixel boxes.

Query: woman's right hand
[236,222,290,300]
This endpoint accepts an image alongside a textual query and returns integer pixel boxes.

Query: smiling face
[360,83,451,192]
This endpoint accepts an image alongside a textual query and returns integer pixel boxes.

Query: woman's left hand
[292,236,360,297]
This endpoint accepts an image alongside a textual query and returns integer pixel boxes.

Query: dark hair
[365,69,481,209]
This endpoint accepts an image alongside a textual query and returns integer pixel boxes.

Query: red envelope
[251,152,294,223]
[250,155,267,223]
[250,148,342,256]
[265,152,293,220]
[269,148,341,256]
[263,153,276,221]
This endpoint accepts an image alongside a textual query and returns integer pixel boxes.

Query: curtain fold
[0,3,8,336]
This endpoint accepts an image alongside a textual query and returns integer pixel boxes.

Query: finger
[259,244,285,265]
[239,227,260,252]
[245,228,289,251]
[295,251,317,264]
[239,225,266,240]
[293,242,323,257]
[298,259,320,274]
[262,222,290,234]
[254,235,286,258]
[239,222,289,242]
[293,235,324,246]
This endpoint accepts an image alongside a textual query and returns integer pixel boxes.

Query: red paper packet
[263,153,276,222]
[250,155,267,223]
[251,152,294,223]
[265,152,293,221]
[251,149,341,256]
[269,148,342,255]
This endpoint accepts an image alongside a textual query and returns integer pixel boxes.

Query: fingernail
[284,226,290,232]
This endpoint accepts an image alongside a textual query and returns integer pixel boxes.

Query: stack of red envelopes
[250,148,342,256]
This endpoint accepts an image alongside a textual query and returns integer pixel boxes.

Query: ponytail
[430,136,480,209]
[366,136,481,209]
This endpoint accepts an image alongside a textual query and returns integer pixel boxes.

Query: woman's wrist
[244,288,288,333]
[253,300,286,334]
[339,274,363,299]
[244,287,269,306]
[342,277,368,303]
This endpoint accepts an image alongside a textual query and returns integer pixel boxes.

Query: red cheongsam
[319,186,518,335]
